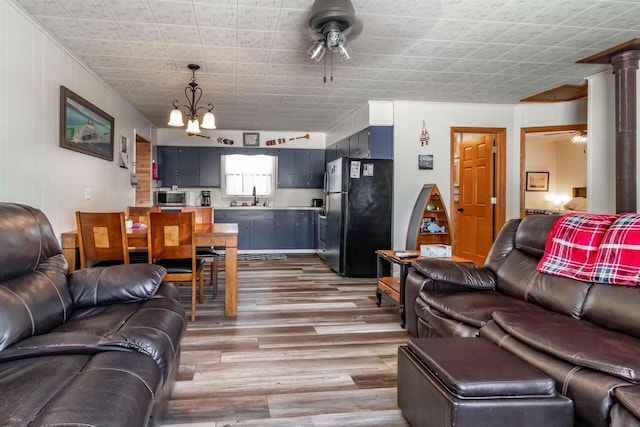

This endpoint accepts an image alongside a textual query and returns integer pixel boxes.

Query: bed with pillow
[525,187,587,216]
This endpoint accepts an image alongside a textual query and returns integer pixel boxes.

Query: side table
[375,250,472,328]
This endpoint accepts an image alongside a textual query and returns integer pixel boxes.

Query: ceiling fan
[543,130,588,144]
[307,0,363,67]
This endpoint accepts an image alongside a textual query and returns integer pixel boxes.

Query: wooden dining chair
[148,211,204,321]
[182,206,219,299]
[126,206,160,262]
[76,211,129,268]
[126,206,159,225]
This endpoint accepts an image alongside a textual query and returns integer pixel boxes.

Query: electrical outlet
[85,187,91,200]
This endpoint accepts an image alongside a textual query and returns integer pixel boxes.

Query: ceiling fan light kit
[307,0,361,70]
[571,131,588,144]
[168,64,216,134]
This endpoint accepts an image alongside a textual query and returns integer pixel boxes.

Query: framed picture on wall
[418,154,434,170]
[59,86,114,161]
[243,132,260,147]
[526,171,549,191]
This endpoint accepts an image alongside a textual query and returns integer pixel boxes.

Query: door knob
[457,208,464,212]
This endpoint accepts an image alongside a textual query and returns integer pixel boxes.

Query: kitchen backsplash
[155,187,324,208]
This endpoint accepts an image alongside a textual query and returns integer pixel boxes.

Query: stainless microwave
[154,190,188,206]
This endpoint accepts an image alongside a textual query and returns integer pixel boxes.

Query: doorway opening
[450,127,506,265]
[135,134,152,207]
[520,124,587,217]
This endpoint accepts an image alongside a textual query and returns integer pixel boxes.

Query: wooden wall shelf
[405,183,452,250]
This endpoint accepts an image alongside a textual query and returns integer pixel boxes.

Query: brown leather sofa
[0,203,186,426]
[404,215,640,427]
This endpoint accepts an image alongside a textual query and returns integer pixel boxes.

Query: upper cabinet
[157,146,221,188]
[277,149,325,188]
[158,146,323,189]
[327,126,393,160]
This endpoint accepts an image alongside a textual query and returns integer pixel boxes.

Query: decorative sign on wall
[420,120,430,146]
[266,133,310,146]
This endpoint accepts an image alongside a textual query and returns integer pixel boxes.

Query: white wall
[525,139,558,209]
[556,140,587,200]
[321,98,590,249]
[325,100,394,144]
[392,101,514,249]
[156,128,325,149]
[0,1,155,237]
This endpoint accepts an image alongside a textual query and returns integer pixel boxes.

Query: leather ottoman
[398,338,573,427]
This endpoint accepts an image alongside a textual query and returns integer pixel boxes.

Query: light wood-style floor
[162,254,411,426]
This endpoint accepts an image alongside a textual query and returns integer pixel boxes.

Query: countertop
[215,206,322,210]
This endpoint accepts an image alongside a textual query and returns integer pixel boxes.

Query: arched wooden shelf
[405,183,452,250]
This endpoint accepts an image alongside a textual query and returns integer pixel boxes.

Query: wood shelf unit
[406,183,452,250]
[377,276,400,303]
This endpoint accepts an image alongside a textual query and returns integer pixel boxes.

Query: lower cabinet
[215,209,316,250]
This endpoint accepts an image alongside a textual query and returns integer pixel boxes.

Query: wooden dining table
[61,223,239,317]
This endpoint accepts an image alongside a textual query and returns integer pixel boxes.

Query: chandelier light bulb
[168,108,185,127]
[186,118,201,134]
[201,111,217,129]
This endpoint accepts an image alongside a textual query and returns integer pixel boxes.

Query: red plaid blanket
[593,214,640,286]
[537,213,619,282]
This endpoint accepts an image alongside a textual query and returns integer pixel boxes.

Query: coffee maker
[200,190,211,206]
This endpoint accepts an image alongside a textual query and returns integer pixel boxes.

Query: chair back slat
[126,206,160,225]
[182,207,214,225]
[148,212,196,261]
[76,211,129,268]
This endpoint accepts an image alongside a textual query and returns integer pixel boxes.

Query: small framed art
[418,154,434,170]
[526,171,549,191]
[243,132,260,147]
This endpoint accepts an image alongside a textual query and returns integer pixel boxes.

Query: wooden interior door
[457,135,493,264]
[135,134,152,207]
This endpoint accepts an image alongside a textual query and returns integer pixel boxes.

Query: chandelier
[168,64,216,134]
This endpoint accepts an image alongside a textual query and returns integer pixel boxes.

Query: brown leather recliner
[0,203,186,426]
[404,214,640,427]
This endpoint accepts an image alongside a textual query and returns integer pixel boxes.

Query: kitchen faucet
[252,186,258,206]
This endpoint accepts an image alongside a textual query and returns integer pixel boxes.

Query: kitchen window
[222,154,275,197]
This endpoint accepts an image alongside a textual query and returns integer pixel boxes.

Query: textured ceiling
[14,0,640,132]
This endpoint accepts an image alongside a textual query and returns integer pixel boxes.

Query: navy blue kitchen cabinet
[222,209,275,250]
[326,126,393,161]
[368,126,394,159]
[308,150,325,188]
[200,147,221,187]
[349,132,363,158]
[277,150,295,187]
[217,209,316,250]
[277,149,325,188]
[295,210,315,249]
[157,146,180,187]
[178,147,200,187]
[274,210,297,248]
[336,139,350,158]
[157,146,222,188]
[273,210,316,249]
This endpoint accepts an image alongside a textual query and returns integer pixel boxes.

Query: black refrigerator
[325,157,393,277]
